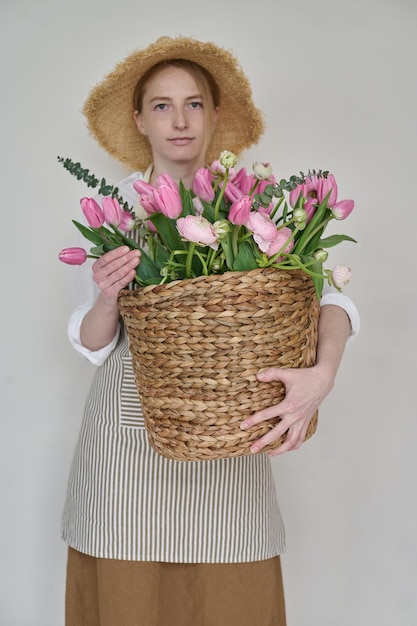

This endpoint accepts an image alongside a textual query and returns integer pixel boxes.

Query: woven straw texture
[118,267,320,461]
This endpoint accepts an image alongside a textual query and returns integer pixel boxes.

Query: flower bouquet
[59,151,356,461]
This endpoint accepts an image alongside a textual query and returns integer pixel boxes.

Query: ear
[133,110,147,136]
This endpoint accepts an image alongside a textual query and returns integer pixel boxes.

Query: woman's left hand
[240,365,335,457]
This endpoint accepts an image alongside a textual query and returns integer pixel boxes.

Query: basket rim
[119,266,316,300]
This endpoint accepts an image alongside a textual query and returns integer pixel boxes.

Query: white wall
[1,0,416,624]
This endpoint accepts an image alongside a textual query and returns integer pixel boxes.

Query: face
[133,65,218,172]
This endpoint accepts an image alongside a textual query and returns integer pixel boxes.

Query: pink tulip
[256,175,277,195]
[332,199,354,220]
[304,174,321,198]
[231,168,256,195]
[223,181,244,203]
[192,168,215,202]
[155,173,178,189]
[192,196,205,216]
[133,179,156,195]
[138,193,158,215]
[288,188,316,221]
[229,196,252,225]
[153,183,183,218]
[119,211,136,232]
[265,227,294,259]
[318,174,338,207]
[58,247,87,265]
[332,264,351,289]
[289,186,304,209]
[80,197,104,228]
[102,196,123,226]
[245,212,279,253]
[177,215,219,250]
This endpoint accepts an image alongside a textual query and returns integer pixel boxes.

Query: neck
[150,158,205,188]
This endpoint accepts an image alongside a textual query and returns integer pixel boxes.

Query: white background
[1,0,416,624]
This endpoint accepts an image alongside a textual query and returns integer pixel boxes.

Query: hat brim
[83,36,265,171]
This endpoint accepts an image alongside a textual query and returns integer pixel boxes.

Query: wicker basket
[118,267,320,461]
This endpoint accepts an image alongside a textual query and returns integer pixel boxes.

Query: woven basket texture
[118,267,320,461]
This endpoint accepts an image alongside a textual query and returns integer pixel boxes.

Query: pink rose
[245,212,278,253]
[177,215,219,250]
[265,227,294,259]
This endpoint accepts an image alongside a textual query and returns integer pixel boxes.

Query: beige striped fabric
[61,328,286,563]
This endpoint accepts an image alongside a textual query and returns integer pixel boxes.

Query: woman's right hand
[79,247,141,351]
[92,246,142,302]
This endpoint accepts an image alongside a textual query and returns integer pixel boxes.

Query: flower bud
[213,219,231,239]
[313,249,328,263]
[293,207,307,229]
[102,196,123,226]
[229,196,252,225]
[58,247,87,265]
[80,197,104,228]
[219,150,238,169]
[192,168,215,202]
[119,211,136,232]
[331,264,351,289]
[332,199,355,220]
[253,162,272,180]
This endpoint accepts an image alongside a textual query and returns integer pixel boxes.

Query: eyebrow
[148,94,203,103]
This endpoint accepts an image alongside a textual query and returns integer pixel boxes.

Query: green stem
[232,224,240,258]
[185,243,196,278]
[294,216,332,255]
[206,247,218,274]
[213,169,229,221]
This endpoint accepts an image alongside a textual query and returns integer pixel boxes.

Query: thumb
[257,367,289,383]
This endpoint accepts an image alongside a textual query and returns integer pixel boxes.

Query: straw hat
[82,36,265,171]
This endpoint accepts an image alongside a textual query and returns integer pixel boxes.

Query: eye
[189,101,203,109]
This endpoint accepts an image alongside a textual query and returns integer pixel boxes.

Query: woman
[62,36,359,626]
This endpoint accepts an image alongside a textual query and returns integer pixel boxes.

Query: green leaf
[149,213,186,252]
[292,199,331,255]
[232,241,259,271]
[179,183,195,216]
[89,244,106,255]
[134,248,162,285]
[220,238,235,270]
[318,234,357,248]
[72,220,104,245]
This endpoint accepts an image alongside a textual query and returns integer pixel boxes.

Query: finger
[240,403,283,431]
[248,419,291,454]
[94,251,141,284]
[257,367,290,383]
[268,419,311,457]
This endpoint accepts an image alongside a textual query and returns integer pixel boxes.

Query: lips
[169,137,194,146]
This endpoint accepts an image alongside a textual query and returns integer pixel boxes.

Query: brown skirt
[65,547,286,626]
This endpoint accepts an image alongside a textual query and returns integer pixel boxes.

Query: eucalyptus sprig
[57,156,132,212]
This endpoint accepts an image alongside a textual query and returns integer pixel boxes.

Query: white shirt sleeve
[320,284,360,341]
[66,171,143,366]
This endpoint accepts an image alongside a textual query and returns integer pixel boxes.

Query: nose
[173,108,188,130]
